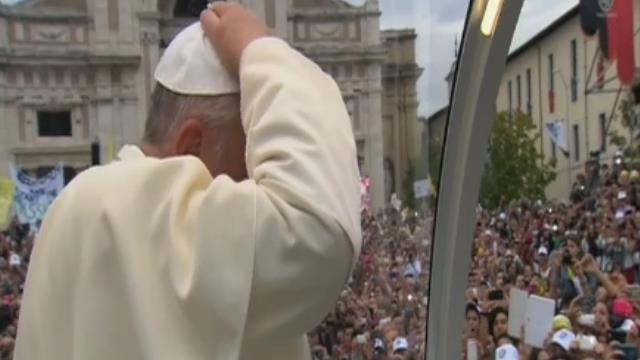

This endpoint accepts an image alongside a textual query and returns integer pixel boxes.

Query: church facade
[0,0,422,209]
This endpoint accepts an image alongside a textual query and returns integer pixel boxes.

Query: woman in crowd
[489,307,509,342]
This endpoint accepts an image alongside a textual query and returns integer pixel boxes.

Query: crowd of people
[308,156,640,359]
[461,160,640,360]
[308,205,431,360]
[0,220,32,359]
[3,159,640,359]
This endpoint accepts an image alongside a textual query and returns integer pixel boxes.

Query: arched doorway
[173,0,209,18]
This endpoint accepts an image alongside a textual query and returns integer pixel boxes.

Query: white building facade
[0,0,422,210]
[495,5,640,199]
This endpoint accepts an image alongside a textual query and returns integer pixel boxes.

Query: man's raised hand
[200,2,271,75]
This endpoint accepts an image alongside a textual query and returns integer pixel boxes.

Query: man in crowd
[14,3,361,359]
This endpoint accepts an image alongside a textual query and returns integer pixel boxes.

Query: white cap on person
[620,318,636,332]
[552,328,576,352]
[495,343,519,360]
[392,337,409,353]
[154,21,239,96]
[373,338,385,351]
[538,246,548,256]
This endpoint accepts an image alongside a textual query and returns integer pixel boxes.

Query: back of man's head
[143,20,247,180]
[142,84,245,180]
[143,83,240,147]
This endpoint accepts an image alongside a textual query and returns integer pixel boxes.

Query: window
[34,166,77,185]
[37,111,72,137]
[507,80,513,116]
[358,64,366,78]
[526,68,532,116]
[34,166,54,179]
[39,70,49,87]
[573,124,579,161]
[345,64,353,78]
[548,54,554,90]
[108,0,119,31]
[600,113,607,151]
[23,71,33,86]
[516,75,522,111]
[571,39,578,102]
[548,54,555,113]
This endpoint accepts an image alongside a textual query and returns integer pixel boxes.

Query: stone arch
[172,0,209,18]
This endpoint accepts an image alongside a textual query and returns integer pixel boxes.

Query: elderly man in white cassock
[14,3,361,359]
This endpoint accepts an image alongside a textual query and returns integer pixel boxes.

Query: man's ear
[173,119,204,156]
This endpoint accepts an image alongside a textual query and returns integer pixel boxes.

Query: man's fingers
[200,8,220,36]
[209,1,235,16]
[199,1,269,75]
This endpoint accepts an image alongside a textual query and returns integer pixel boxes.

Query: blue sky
[2,0,579,116]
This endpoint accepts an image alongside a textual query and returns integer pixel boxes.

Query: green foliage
[402,162,417,211]
[619,98,636,130]
[611,98,640,163]
[479,112,557,209]
[609,129,627,149]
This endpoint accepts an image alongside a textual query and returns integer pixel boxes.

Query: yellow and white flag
[0,177,15,231]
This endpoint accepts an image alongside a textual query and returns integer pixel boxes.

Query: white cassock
[14,37,362,359]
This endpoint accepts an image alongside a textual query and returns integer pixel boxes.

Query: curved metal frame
[426,0,524,358]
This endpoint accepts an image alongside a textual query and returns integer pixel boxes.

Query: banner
[413,179,431,199]
[580,0,636,85]
[0,178,15,231]
[10,165,64,226]
[608,0,635,85]
[546,121,570,158]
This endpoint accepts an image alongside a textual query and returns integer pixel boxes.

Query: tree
[479,112,557,209]
[607,98,640,168]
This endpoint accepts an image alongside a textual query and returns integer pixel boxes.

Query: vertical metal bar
[425,0,525,358]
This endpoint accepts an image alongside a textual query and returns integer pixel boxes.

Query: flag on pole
[0,177,15,231]
[108,136,118,163]
[546,121,570,158]
[580,0,636,85]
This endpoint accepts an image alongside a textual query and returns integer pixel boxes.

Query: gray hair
[143,83,241,151]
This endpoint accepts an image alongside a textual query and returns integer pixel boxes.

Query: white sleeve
[236,38,362,339]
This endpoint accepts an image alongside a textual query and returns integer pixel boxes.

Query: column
[366,88,385,211]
